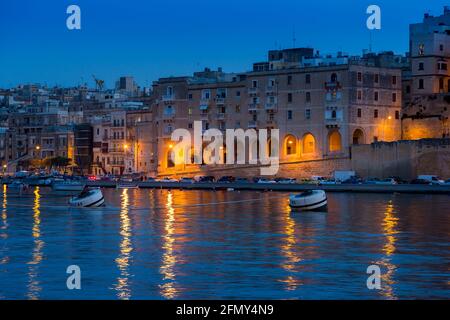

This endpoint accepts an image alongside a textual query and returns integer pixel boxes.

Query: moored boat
[289,190,327,211]
[52,180,86,192]
[69,188,105,207]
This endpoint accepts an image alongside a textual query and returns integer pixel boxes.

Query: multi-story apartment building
[402,7,450,139]
[151,50,402,177]
[91,109,153,175]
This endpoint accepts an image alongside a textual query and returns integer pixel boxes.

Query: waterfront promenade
[86,181,450,194]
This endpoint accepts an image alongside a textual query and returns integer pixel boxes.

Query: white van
[417,175,445,185]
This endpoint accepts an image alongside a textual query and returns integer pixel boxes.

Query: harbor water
[0,186,448,299]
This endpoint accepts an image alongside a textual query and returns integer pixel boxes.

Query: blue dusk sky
[0,0,448,88]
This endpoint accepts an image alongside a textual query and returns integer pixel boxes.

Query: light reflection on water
[0,188,448,300]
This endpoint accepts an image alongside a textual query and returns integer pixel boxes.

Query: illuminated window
[285,135,297,155]
[302,133,315,154]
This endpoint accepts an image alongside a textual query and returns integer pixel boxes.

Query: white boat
[289,190,327,211]
[69,188,105,207]
[52,180,86,192]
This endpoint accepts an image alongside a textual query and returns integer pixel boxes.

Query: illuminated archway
[284,135,297,156]
[328,130,342,152]
[302,133,316,154]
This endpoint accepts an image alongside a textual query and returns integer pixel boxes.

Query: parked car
[217,176,235,183]
[275,177,296,184]
[410,178,431,185]
[365,178,381,184]
[417,175,445,185]
[342,177,363,184]
[158,177,178,182]
[180,177,194,183]
[255,178,277,184]
[388,176,408,184]
[146,177,156,182]
[235,177,250,183]
[376,178,398,185]
[445,179,450,185]
[198,176,215,183]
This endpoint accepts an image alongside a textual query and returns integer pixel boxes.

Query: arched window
[352,129,365,145]
[285,135,297,156]
[329,130,342,152]
[302,133,316,154]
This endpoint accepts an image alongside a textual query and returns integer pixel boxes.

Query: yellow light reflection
[27,187,44,300]
[0,184,9,265]
[376,200,399,299]
[279,207,302,291]
[159,191,178,299]
[114,188,133,300]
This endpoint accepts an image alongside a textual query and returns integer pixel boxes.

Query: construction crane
[92,75,105,91]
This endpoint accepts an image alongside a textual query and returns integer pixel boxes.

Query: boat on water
[69,188,105,207]
[289,190,327,211]
[23,175,52,186]
[52,180,86,192]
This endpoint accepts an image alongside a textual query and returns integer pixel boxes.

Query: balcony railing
[248,87,259,95]
[248,104,259,112]
[265,103,277,110]
[248,121,258,128]
[162,95,175,102]
[215,97,226,105]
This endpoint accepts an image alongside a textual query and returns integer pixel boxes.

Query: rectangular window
[188,93,193,100]
[374,92,379,101]
[287,110,293,120]
[392,76,397,85]
[306,92,311,103]
[357,90,362,100]
[392,93,397,102]
[287,75,292,85]
[418,62,424,71]
[252,80,258,88]
[374,74,379,83]
[395,110,400,119]
[288,93,293,103]
[357,72,362,82]
[235,105,240,113]
[357,108,362,118]
[305,109,311,120]
[305,74,311,84]
[374,109,379,118]
[419,79,424,89]
[236,91,241,97]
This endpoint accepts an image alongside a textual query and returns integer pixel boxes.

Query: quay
[85,181,450,194]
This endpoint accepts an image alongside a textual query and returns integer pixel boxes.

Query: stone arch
[328,130,342,152]
[352,128,365,145]
[284,134,297,156]
[302,133,316,154]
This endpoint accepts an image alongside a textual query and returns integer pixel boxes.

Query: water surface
[0,186,448,299]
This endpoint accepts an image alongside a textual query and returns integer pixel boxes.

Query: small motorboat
[69,188,105,207]
[52,180,86,192]
[289,190,327,211]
